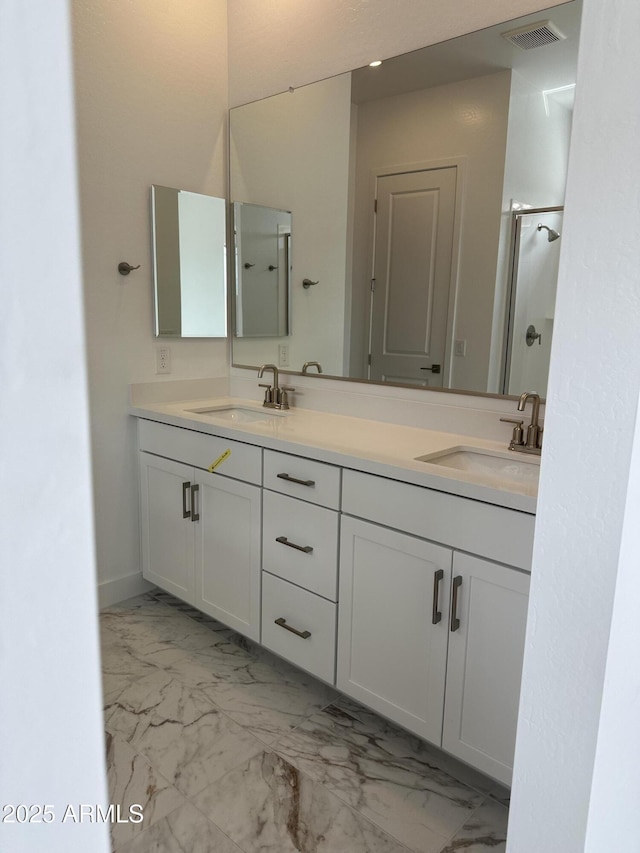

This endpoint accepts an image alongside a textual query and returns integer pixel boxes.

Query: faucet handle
[279,386,296,410]
[258,383,273,404]
[500,417,524,447]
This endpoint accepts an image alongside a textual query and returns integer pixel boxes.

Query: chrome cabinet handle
[274,617,311,639]
[276,536,313,554]
[432,569,444,624]
[182,481,191,519]
[451,575,463,632]
[190,484,200,522]
[277,473,315,487]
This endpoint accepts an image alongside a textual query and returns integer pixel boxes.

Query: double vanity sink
[160,398,540,506]
[131,391,539,785]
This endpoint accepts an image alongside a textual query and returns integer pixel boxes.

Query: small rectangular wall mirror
[229,1,582,398]
[233,202,291,338]
[151,185,227,338]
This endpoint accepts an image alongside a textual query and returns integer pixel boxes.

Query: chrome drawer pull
[277,473,316,487]
[451,575,462,632]
[275,535,313,554]
[432,569,444,624]
[182,481,191,519]
[274,617,311,639]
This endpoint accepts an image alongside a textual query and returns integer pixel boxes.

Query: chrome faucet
[257,364,294,410]
[500,391,543,455]
[302,361,323,374]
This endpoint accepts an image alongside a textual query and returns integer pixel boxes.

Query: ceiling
[351,0,582,104]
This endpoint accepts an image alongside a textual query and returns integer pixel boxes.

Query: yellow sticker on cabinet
[208,449,231,473]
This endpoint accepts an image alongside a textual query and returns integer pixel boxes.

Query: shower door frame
[500,205,564,395]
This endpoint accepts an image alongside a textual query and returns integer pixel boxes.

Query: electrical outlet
[454,339,467,357]
[278,344,290,367]
[156,345,171,374]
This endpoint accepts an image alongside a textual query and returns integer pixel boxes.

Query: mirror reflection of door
[234,202,291,338]
[369,167,457,386]
[503,208,563,396]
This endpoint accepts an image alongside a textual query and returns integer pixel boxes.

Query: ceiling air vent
[501,20,566,50]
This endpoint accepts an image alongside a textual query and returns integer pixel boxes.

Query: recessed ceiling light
[369,60,382,67]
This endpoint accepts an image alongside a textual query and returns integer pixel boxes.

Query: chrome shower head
[537,223,560,242]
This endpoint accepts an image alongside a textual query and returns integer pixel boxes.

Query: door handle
[432,569,444,624]
[190,484,200,522]
[182,481,191,519]
[420,364,441,374]
[451,575,463,632]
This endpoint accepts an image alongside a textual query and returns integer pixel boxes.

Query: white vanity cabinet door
[442,552,530,785]
[139,453,196,605]
[194,471,262,641]
[337,516,452,744]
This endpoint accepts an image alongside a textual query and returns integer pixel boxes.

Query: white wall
[0,2,109,850]
[507,0,640,848]
[72,0,229,604]
[230,74,352,374]
[349,72,511,389]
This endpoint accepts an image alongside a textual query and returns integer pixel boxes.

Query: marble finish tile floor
[101,592,509,852]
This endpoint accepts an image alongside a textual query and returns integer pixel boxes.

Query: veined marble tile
[115,802,243,853]
[193,750,415,853]
[101,637,162,702]
[440,798,508,852]
[106,732,186,849]
[198,653,338,746]
[149,591,231,632]
[102,597,230,658]
[104,669,263,798]
[101,623,126,651]
[274,696,484,853]
[487,784,510,808]
[159,633,259,691]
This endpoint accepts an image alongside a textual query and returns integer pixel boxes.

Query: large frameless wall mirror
[152,185,227,338]
[230,1,582,397]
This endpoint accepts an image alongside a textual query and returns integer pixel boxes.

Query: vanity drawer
[262,491,338,601]
[342,469,535,571]
[263,449,341,509]
[261,572,336,684]
[138,419,262,485]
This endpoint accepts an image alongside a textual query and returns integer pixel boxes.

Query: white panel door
[194,471,262,641]
[443,552,530,785]
[139,453,196,605]
[338,516,452,744]
[370,167,457,386]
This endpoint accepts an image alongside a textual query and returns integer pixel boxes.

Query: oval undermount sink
[415,446,540,494]
[185,405,284,424]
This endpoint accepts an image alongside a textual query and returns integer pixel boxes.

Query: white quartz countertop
[129,396,539,514]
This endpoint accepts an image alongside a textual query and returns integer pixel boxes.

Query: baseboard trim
[98,572,156,609]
